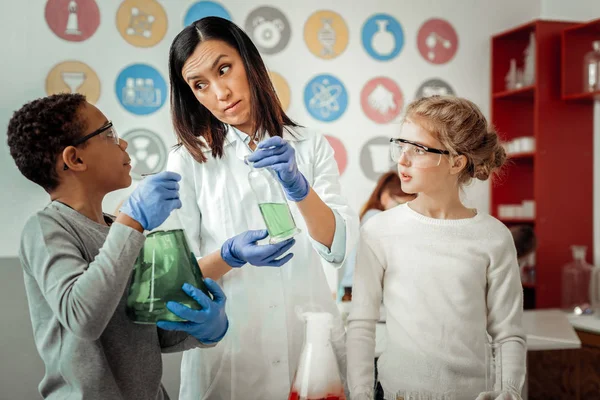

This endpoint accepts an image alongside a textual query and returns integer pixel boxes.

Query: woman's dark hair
[359,172,413,220]
[169,16,297,163]
[6,93,87,192]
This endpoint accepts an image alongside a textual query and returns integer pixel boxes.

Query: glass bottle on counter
[583,40,600,92]
[561,245,594,314]
[126,209,209,324]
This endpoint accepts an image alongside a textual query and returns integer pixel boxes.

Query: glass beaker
[288,312,346,400]
[561,245,594,314]
[246,156,300,244]
[583,41,600,92]
[126,209,209,324]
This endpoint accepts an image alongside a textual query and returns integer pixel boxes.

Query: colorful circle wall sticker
[417,18,458,64]
[360,77,403,124]
[362,14,404,61]
[122,129,168,180]
[304,74,348,122]
[304,10,349,60]
[324,135,348,175]
[269,71,291,111]
[360,136,396,181]
[244,7,291,55]
[115,64,167,115]
[46,61,101,104]
[184,1,231,27]
[415,78,455,98]
[45,0,100,42]
[116,0,167,47]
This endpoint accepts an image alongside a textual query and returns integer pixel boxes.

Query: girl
[166,17,358,400]
[347,96,525,400]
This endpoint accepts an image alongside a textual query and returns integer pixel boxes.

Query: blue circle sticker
[115,64,167,115]
[304,74,348,122]
[184,1,231,26]
[362,14,404,61]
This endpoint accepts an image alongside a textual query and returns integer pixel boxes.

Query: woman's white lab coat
[167,125,358,400]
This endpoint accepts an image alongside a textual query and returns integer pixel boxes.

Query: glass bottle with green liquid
[126,208,210,324]
[244,148,301,244]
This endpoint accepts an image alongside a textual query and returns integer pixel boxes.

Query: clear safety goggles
[389,138,450,169]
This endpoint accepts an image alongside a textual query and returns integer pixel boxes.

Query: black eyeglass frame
[63,121,115,170]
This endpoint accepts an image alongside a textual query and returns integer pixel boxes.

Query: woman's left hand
[246,136,309,202]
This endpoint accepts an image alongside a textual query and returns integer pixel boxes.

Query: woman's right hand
[220,229,295,268]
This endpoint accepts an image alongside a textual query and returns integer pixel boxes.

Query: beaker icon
[246,157,301,244]
[126,209,209,324]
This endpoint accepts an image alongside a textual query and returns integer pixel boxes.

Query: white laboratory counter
[338,303,583,356]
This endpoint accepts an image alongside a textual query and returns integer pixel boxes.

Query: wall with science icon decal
[9,0,596,398]
[0,0,543,259]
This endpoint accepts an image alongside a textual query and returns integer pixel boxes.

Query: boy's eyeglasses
[389,138,450,169]
[63,121,120,170]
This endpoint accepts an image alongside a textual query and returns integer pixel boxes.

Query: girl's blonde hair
[404,95,506,185]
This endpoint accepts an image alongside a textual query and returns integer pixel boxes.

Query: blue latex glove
[245,136,309,202]
[221,229,295,268]
[119,171,182,231]
[157,279,228,344]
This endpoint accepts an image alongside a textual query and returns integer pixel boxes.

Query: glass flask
[126,209,209,324]
[561,245,594,314]
[590,262,600,316]
[288,312,346,400]
[246,156,301,244]
[583,40,600,92]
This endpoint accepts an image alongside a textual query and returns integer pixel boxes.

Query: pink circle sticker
[324,135,348,176]
[417,18,458,65]
[360,77,403,124]
[45,0,100,42]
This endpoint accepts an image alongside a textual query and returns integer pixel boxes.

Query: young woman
[166,17,358,400]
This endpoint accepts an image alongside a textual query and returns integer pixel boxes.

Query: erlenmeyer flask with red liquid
[288,312,346,400]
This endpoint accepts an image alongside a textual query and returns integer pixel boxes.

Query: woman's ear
[449,154,468,176]
[62,146,87,172]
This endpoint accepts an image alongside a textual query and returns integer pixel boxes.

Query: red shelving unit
[491,20,594,309]
[562,18,600,101]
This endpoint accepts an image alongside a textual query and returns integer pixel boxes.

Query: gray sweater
[19,201,206,399]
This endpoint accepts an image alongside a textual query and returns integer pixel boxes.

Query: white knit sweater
[347,203,526,400]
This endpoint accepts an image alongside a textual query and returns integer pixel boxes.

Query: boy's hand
[115,212,144,233]
[157,279,229,344]
[119,171,182,231]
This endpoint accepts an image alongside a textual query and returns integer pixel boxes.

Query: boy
[6,93,228,399]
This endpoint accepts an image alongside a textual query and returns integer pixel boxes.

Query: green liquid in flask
[259,202,299,243]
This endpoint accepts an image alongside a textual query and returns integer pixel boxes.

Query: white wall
[0,1,542,398]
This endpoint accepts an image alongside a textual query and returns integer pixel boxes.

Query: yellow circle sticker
[304,10,349,60]
[269,71,291,111]
[116,0,167,48]
[46,61,101,104]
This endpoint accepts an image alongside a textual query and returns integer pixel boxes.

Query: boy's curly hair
[7,93,87,192]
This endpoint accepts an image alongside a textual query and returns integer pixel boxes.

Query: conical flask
[561,245,594,314]
[288,312,346,400]
[126,209,209,324]
[246,156,301,244]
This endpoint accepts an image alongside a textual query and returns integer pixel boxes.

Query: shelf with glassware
[491,19,594,309]
[561,17,600,101]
